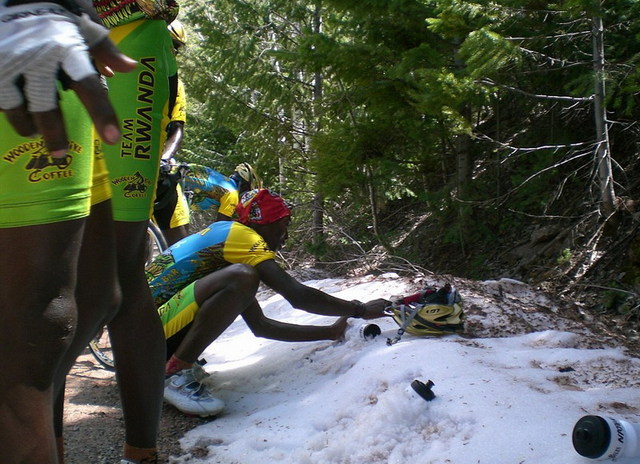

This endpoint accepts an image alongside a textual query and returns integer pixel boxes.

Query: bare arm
[216,212,233,221]
[161,121,184,162]
[241,300,348,341]
[255,259,388,319]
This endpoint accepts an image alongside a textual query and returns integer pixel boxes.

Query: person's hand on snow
[0,1,136,157]
[329,316,350,340]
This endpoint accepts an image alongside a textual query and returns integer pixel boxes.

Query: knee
[226,264,260,294]
[14,295,77,390]
[194,264,260,306]
[78,282,122,328]
[33,294,77,351]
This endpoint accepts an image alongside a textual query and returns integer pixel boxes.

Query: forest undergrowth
[275,196,640,356]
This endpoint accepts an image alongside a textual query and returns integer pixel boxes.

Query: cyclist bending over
[146,189,389,417]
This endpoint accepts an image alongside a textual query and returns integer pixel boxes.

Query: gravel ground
[63,349,209,464]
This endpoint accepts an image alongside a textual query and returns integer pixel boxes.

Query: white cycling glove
[0,2,110,112]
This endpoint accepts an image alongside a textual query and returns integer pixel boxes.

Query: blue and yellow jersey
[182,164,240,218]
[146,221,275,307]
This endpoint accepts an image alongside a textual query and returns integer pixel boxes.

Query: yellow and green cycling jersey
[153,163,241,230]
[152,77,189,229]
[149,220,276,357]
[104,19,176,221]
[149,221,275,355]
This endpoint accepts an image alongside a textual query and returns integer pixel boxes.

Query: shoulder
[171,221,232,252]
[224,222,276,266]
[226,221,263,241]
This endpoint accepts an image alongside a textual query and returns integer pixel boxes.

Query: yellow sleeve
[222,222,276,267]
[218,189,240,218]
[171,79,187,124]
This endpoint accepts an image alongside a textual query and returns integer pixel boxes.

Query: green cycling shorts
[0,90,93,228]
[158,281,200,359]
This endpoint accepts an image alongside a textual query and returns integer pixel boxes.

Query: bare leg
[0,220,85,464]
[109,220,165,454]
[52,200,121,460]
[174,264,260,363]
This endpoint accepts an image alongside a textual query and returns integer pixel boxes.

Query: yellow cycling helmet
[232,162,262,191]
[386,284,464,344]
[168,20,187,50]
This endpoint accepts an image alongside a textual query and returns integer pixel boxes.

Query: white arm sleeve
[0,3,109,111]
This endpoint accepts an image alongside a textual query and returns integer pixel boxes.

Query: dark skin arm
[216,212,233,221]
[241,300,349,341]
[161,121,184,162]
[255,259,389,320]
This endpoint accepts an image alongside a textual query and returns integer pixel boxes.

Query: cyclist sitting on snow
[145,188,389,417]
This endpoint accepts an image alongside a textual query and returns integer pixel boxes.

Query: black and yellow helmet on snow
[388,284,464,336]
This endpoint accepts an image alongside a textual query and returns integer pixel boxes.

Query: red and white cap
[236,188,291,225]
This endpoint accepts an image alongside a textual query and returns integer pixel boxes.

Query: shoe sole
[164,390,225,417]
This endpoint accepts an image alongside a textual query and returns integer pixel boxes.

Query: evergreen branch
[479,79,593,102]
[495,151,593,206]
[507,30,591,42]
[476,133,594,156]
[504,209,587,220]
[451,146,594,211]
[518,46,587,68]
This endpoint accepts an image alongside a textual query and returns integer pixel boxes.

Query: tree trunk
[365,163,392,252]
[455,125,471,259]
[592,14,616,217]
[456,108,473,199]
[453,36,472,257]
[312,192,324,248]
[311,2,325,249]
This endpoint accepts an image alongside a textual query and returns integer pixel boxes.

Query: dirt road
[63,350,207,464]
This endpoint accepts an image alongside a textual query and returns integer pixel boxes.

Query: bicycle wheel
[89,221,167,370]
[145,220,168,266]
[88,327,115,371]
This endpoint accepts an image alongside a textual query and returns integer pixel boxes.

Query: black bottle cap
[572,415,610,459]
[411,379,435,402]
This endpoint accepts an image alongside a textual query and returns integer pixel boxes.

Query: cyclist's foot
[164,366,225,417]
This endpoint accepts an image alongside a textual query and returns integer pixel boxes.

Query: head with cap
[230,162,262,194]
[236,189,292,251]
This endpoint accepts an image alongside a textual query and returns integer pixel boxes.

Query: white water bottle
[359,323,381,340]
[572,415,640,461]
